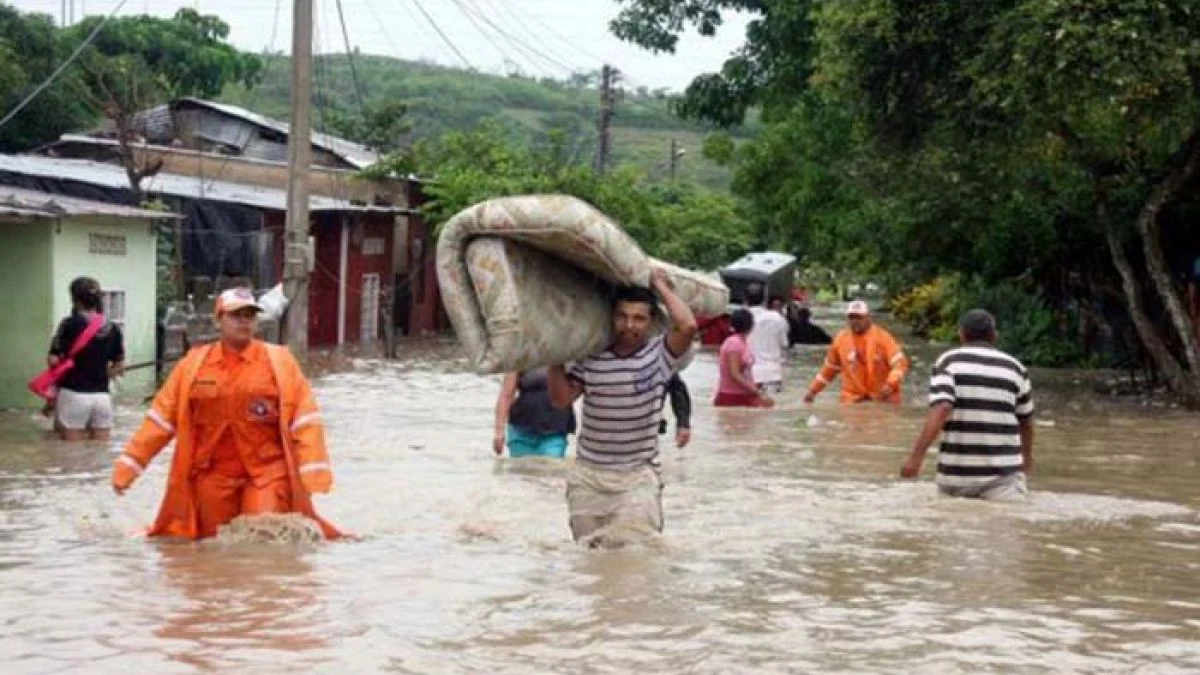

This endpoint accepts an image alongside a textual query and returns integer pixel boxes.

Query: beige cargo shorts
[566,461,663,547]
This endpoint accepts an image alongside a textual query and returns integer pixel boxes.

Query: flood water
[1,320,1199,673]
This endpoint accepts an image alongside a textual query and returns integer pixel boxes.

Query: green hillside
[219,54,753,188]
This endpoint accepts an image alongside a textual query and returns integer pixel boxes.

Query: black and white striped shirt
[929,344,1034,488]
[568,335,687,470]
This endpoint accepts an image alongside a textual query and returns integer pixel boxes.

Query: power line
[502,0,607,69]
[312,9,355,203]
[334,0,369,115]
[404,0,474,70]
[450,0,577,76]
[477,0,587,72]
[267,0,282,54]
[363,0,413,59]
[443,0,523,72]
[0,0,130,135]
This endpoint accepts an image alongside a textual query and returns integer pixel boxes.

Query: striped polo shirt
[568,335,687,470]
[928,344,1034,488]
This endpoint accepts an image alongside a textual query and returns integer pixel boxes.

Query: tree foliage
[0,8,260,156]
[326,100,411,154]
[0,7,95,152]
[74,9,261,101]
[613,0,1200,396]
[367,120,754,271]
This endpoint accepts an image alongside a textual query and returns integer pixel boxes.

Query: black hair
[69,276,102,311]
[612,284,663,320]
[959,308,997,342]
[730,308,754,334]
[768,295,785,307]
[745,283,765,306]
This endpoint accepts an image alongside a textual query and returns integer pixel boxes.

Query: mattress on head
[436,194,728,373]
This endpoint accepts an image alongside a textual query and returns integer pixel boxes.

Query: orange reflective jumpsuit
[112,340,341,540]
[807,325,909,403]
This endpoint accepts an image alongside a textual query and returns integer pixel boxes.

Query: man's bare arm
[1019,418,1035,474]
[901,402,953,478]
[651,269,698,358]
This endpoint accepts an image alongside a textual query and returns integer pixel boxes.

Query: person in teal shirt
[493,368,577,458]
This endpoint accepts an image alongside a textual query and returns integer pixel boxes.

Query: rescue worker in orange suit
[804,300,910,404]
[111,287,341,540]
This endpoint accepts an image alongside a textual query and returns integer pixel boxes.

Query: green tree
[611,0,815,126]
[67,9,262,202]
[367,120,753,270]
[0,6,96,151]
[701,131,735,165]
[814,0,1200,399]
[611,0,1200,400]
[327,100,411,155]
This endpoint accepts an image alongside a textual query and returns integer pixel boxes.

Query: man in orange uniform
[804,300,909,404]
[111,287,341,540]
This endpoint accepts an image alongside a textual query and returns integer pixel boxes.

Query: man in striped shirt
[547,268,698,544]
[900,309,1035,499]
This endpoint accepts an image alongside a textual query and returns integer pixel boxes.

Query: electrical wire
[0,0,130,134]
[444,0,523,71]
[404,0,474,70]
[477,0,587,72]
[334,0,369,115]
[450,0,576,76]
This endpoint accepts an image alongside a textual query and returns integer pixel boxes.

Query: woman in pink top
[715,309,774,407]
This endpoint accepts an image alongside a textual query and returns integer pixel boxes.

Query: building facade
[0,188,170,408]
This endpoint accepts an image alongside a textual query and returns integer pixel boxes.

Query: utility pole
[283,0,313,357]
[668,138,686,182]
[594,64,620,174]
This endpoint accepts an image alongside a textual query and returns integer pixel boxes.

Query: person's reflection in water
[152,542,331,671]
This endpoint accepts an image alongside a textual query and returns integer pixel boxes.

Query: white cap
[214,287,263,315]
[846,300,870,316]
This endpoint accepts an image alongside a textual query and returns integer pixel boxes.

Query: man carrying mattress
[547,268,698,546]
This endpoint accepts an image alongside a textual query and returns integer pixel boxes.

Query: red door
[308,215,341,347]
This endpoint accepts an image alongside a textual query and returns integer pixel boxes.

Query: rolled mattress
[436,194,729,373]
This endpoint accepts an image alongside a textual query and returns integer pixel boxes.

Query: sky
[8,0,752,92]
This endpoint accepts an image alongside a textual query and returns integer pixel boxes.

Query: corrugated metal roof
[0,186,180,220]
[0,155,407,214]
[175,98,381,169]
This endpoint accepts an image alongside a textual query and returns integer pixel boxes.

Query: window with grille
[101,290,126,326]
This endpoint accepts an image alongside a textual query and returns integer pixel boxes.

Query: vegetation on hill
[218,53,752,189]
[220,53,761,271]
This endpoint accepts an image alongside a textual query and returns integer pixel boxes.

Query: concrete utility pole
[594,65,620,174]
[283,0,313,357]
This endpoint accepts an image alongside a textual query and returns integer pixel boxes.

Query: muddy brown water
[1,322,1198,673]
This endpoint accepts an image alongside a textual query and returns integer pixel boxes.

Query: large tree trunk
[1135,135,1200,376]
[1104,220,1200,405]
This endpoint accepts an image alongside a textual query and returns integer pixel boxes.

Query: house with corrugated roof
[0,97,448,349]
[0,153,407,349]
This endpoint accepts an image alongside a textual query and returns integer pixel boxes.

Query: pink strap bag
[28,315,107,402]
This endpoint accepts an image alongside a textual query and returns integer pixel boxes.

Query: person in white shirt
[744,284,791,393]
